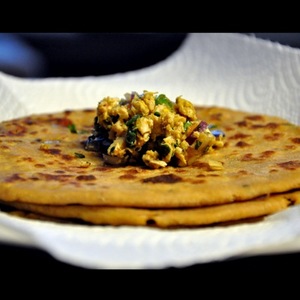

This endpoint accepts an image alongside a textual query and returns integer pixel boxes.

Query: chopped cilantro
[126,130,137,147]
[155,94,174,110]
[208,124,217,129]
[195,140,202,150]
[74,152,85,158]
[68,124,77,134]
[184,121,192,131]
[126,114,141,128]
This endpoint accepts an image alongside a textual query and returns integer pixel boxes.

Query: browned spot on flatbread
[237,170,249,175]
[277,160,300,170]
[196,174,205,178]
[291,137,300,144]
[251,122,279,130]
[37,173,73,181]
[40,148,61,155]
[61,154,75,161]
[8,139,23,143]
[125,169,139,175]
[264,133,283,141]
[241,151,275,161]
[223,125,234,131]
[76,175,96,181]
[234,120,248,127]
[191,179,206,184]
[18,157,34,162]
[50,117,73,127]
[142,174,182,184]
[120,169,140,179]
[6,123,28,137]
[54,170,65,174]
[34,164,46,168]
[22,117,36,125]
[235,141,251,148]
[246,115,264,121]
[39,147,75,162]
[209,113,223,121]
[228,133,251,140]
[285,145,297,150]
[241,153,256,161]
[259,150,275,159]
[83,108,95,113]
[4,173,26,183]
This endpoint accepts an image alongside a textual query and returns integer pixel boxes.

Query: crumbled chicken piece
[108,136,127,158]
[110,120,127,137]
[131,97,150,116]
[136,117,153,136]
[175,96,197,120]
[143,150,167,169]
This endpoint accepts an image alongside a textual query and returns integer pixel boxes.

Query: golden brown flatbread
[2,190,300,227]
[1,103,300,227]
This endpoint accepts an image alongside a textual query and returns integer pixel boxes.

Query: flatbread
[2,190,300,227]
[1,105,300,227]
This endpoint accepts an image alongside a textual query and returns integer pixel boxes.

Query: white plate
[1,207,300,269]
[1,33,300,269]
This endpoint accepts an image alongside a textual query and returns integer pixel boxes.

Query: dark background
[0,33,188,78]
[1,33,300,280]
[1,33,300,78]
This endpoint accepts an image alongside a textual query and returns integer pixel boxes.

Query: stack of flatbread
[1,105,300,228]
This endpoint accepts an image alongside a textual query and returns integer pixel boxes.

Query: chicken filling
[85,91,224,169]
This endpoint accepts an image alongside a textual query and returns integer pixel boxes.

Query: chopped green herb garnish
[204,145,210,153]
[125,115,140,147]
[154,112,161,117]
[208,124,217,130]
[74,152,85,158]
[126,114,141,128]
[184,121,192,131]
[68,124,77,133]
[155,94,174,110]
[126,130,137,147]
[195,140,202,150]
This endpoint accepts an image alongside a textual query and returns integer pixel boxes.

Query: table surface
[2,241,300,273]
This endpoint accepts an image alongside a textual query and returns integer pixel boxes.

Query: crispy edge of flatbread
[1,190,299,228]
